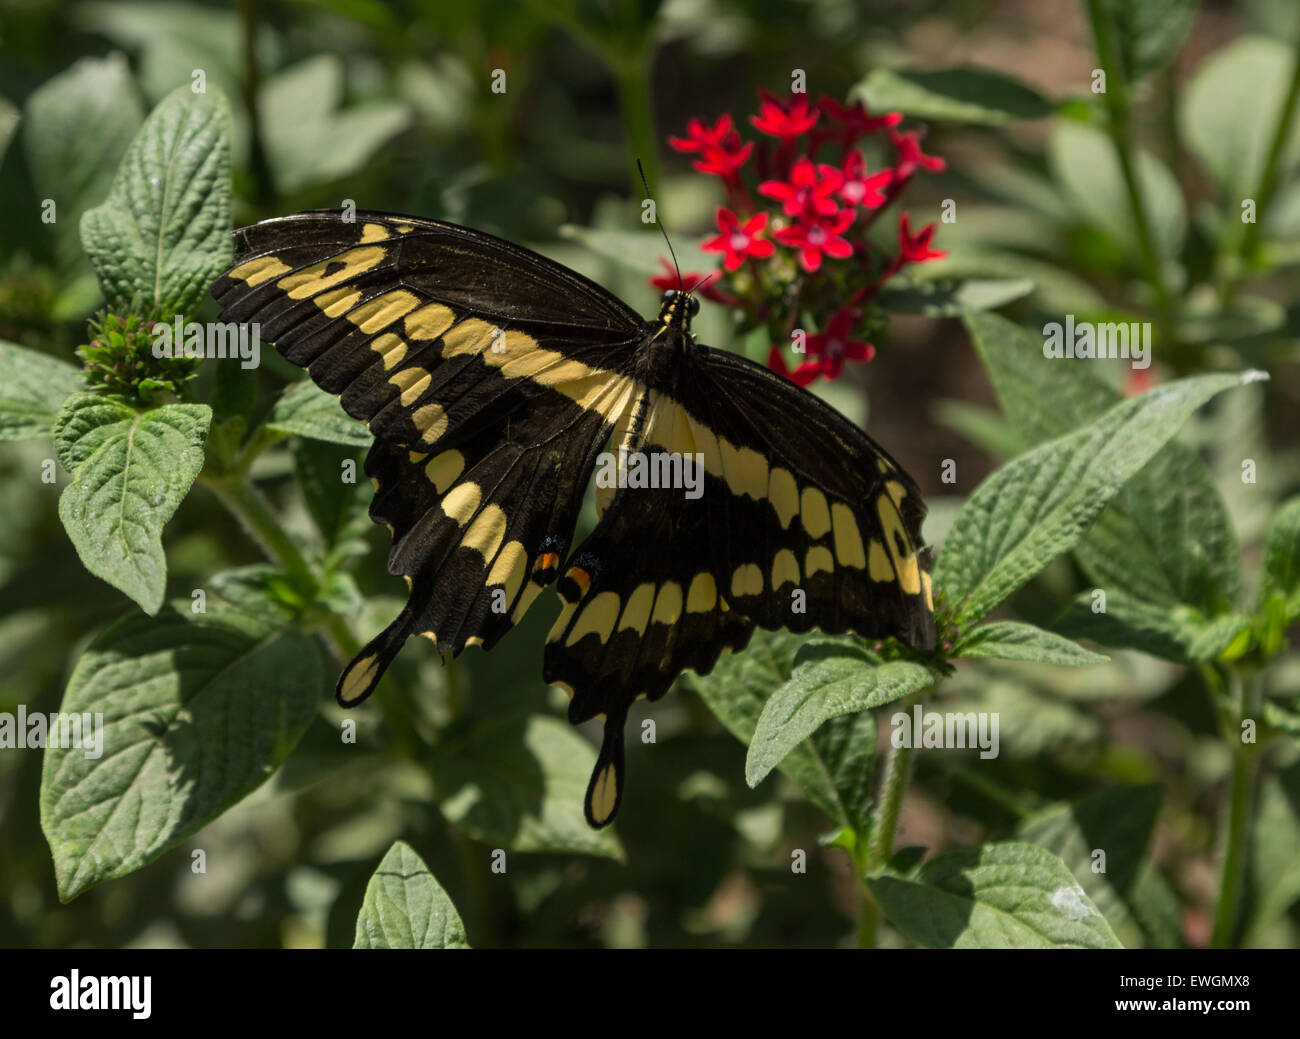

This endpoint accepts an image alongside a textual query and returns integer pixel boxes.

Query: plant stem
[236,0,275,207]
[1210,667,1261,949]
[854,717,918,948]
[1085,0,1174,334]
[200,472,316,589]
[614,50,660,197]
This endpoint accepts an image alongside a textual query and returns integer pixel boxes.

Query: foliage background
[0,0,1298,949]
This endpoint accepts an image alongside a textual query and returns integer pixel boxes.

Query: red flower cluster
[659,89,947,386]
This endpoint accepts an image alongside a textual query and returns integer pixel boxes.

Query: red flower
[775,209,856,272]
[890,127,945,175]
[648,259,730,303]
[670,113,754,177]
[750,91,820,139]
[760,158,844,219]
[820,96,902,136]
[897,212,946,263]
[838,151,893,209]
[803,307,875,379]
[767,344,819,386]
[702,208,774,271]
[669,113,736,154]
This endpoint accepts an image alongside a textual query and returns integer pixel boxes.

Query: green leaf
[1259,497,1300,619]
[209,564,303,623]
[868,841,1122,948]
[1102,0,1199,82]
[54,394,211,614]
[1049,120,1186,261]
[1181,35,1300,202]
[40,606,323,900]
[354,840,470,949]
[80,85,232,316]
[22,54,144,273]
[683,629,872,830]
[293,439,370,557]
[266,381,371,447]
[1017,784,1163,946]
[954,621,1108,666]
[429,715,623,859]
[1054,590,1250,665]
[933,370,1262,626]
[0,341,87,441]
[809,710,877,838]
[259,55,409,195]
[746,645,932,787]
[879,277,1033,317]
[964,312,1243,614]
[852,67,1055,125]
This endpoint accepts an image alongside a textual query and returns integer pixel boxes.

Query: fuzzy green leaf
[40,606,323,900]
[430,715,623,859]
[1260,497,1300,619]
[932,370,1262,626]
[1054,590,1249,665]
[266,381,371,447]
[0,341,87,442]
[746,645,932,787]
[954,621,1108,666]
[867,841,1122,948]
[80,85,232,316]
[54,393,210,614]
[354,841,470,949]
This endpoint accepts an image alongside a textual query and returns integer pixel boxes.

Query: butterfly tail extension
[336,605,417,707]
[583,708,628,829]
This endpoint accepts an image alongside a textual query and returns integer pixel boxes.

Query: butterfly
[211,210,936,828]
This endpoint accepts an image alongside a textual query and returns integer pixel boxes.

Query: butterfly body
[212,210,935,828]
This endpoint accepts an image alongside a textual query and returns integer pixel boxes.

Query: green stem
[200,472,315,589]
[854,717,919,948]
[1085,0,1174,333]
[613,50,660,196]
[1210,668,1262,949]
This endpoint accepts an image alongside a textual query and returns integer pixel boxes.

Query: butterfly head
[657,288,700,330]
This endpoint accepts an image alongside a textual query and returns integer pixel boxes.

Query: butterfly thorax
[634,289,699,391]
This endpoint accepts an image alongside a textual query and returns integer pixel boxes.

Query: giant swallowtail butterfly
[211,210,936,828]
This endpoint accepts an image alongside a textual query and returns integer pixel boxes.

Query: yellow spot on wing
[370,333,408,370]
[440,317,498,357]
[885,480,909,507]
[619,583,655,632]
[721,439,768,500]
[686,573,717,613]
[566,591,621,646]
[806,545,834,576]
[801,487,832,538]
[462,504,507,561]
[230,255,290,287]
[441,482,481,526]
[405,303,456,341]
[921,570,934,612]
[389,366,430,405]
[411,403,446,441]
[347,290,420,333]
[772,549,800,588]
[832,503,866,569]
[513,580,544,623]
[360,223,390,243]
[314,285,363,317]
[280,245,386,299]
[768,468,799,528]
[589,763,619,826]
[339,654,381,705]
[877,497,921,594]
[487,540,528,603]
[651,581,683,626]
[425,450,464,492]
[731,563,763,599]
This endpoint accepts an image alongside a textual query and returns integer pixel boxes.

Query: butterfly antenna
[637,157,682,293]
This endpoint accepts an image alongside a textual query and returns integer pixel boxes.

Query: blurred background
[1,0,1298,948]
